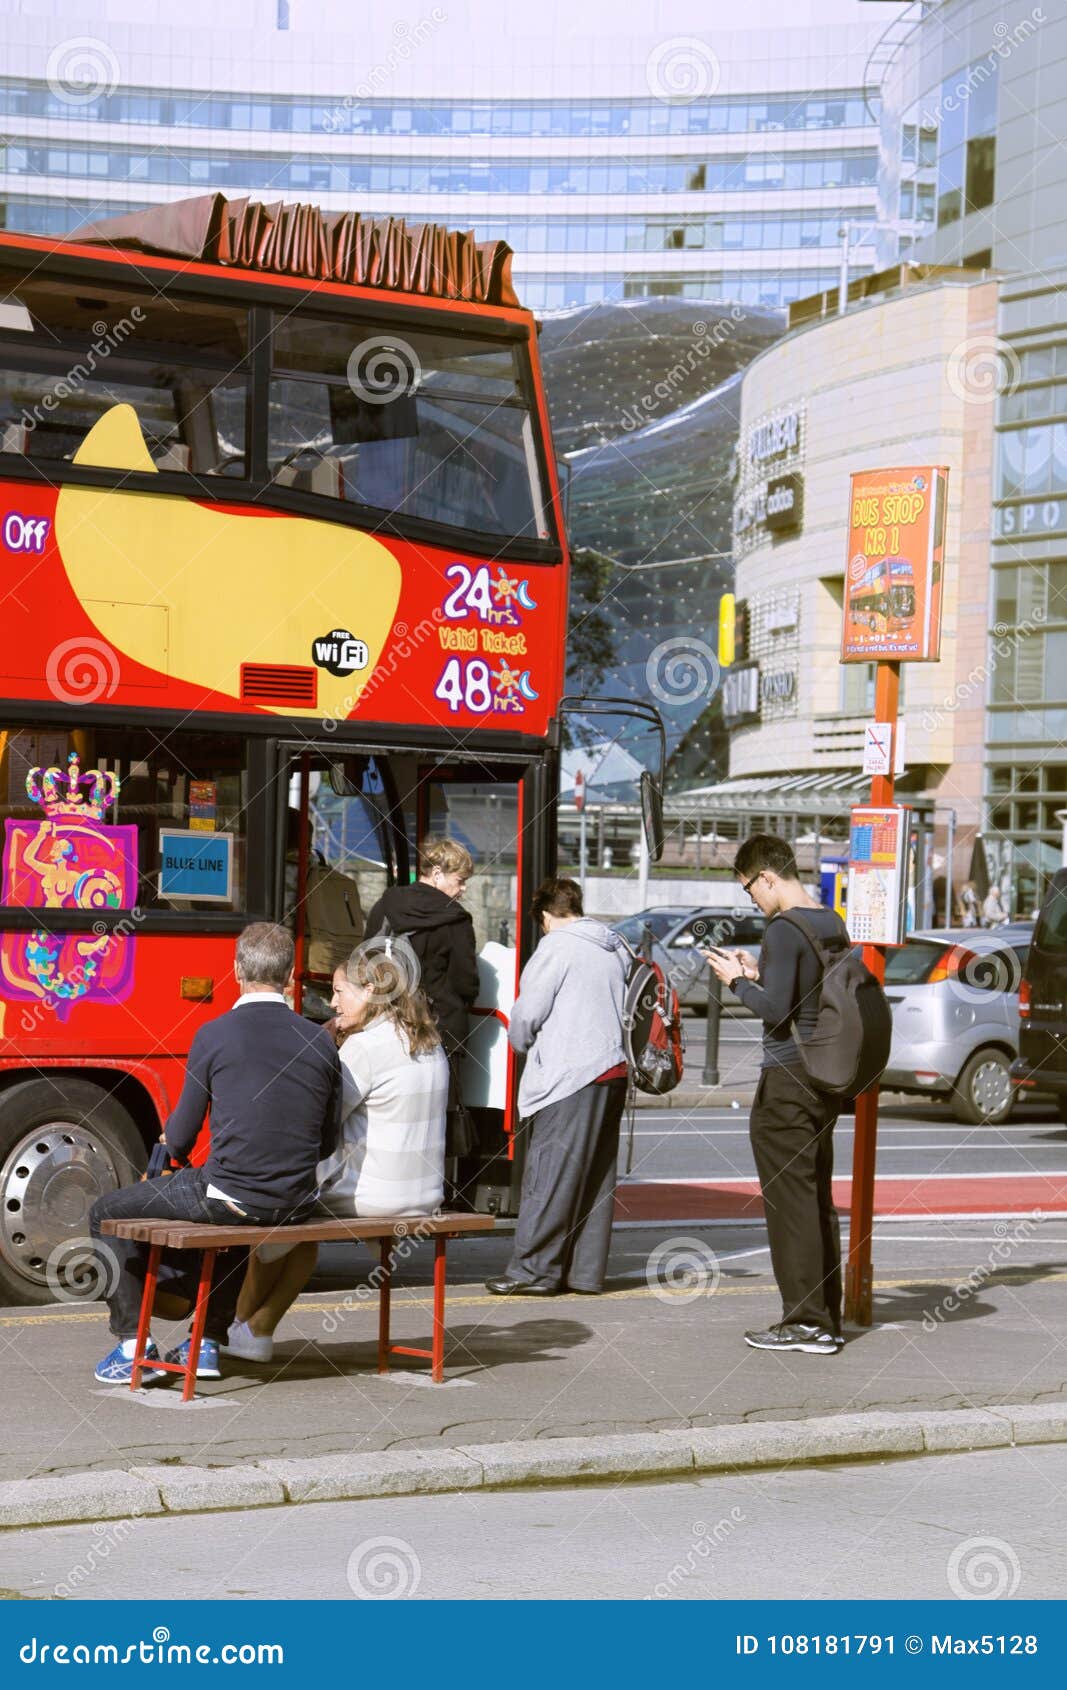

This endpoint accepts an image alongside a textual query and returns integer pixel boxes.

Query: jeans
[89,1165,306,1343]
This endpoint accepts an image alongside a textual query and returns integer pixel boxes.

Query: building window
[965,135,995,212]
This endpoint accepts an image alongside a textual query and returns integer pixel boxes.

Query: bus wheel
[0,1078,146,1307]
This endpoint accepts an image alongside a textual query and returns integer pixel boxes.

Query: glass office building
[0,0,901,311]
[874,0,1067,909]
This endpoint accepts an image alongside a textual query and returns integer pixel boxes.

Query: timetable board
[846,805,910,946]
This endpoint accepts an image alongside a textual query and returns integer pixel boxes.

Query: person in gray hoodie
[486,876,628,1297]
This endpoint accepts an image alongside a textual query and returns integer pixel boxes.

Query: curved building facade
[694,268,1002,912]
[0,0,901,310]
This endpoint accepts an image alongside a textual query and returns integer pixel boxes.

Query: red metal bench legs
[380,1232,448,1382]
[377,1237,392,1374]
[130,1243,161,1391]
[432,1234,446,1384]
[129,1243,219,1401]
[183,1249,218,1403]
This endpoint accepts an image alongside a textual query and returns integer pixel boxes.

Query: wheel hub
[972,1059,1011,1119]
[0,1124,124,1291]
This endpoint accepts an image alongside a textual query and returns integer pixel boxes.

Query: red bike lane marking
[615,1173,1067,1222]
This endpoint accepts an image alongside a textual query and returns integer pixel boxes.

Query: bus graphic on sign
[848,556,917,635]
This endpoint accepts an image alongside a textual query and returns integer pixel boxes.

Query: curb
[4,1405,1066,1531]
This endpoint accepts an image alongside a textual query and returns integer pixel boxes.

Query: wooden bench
[100,1212,496,1400]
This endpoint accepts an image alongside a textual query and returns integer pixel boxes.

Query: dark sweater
[364,883,480,1055]
[732,907,848,1070]
[164,999,343,1213]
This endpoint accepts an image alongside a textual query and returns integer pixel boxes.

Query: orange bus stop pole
[843,658,900,1326]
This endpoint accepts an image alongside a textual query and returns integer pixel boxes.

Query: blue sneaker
[164,1337,221,1379]
[94,1340,167,1385]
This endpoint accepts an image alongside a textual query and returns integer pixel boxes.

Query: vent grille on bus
[240,663,318,707]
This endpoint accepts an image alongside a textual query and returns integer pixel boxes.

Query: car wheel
[0,1078,146,1306]
[951,1049,1015,1126]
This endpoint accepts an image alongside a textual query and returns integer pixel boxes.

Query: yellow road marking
[5,1268,1066,1328]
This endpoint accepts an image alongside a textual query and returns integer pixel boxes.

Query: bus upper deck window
[267,310,552,544]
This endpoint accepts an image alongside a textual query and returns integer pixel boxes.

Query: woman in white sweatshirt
[223,944,448,1362]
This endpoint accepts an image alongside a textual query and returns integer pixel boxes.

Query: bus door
[274,746,549,1211]
[275,744,412,1020]
[416,760,527,1213]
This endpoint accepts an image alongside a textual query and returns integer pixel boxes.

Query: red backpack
[618,938,685,1096]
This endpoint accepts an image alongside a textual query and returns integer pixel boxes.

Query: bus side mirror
[327,761,359,798]
[640,770,665,865]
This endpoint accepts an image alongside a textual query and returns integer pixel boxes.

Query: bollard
[701,966,722,1088]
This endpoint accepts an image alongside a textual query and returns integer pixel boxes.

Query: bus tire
[0,1077,146,1307]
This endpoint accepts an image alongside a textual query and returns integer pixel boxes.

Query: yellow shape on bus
[54,405,402,719]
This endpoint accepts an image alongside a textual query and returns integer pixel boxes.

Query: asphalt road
[5,1444,1065,1600]
[620,1102,1067,1184]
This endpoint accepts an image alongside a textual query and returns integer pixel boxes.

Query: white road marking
[620,1170,1067,1183]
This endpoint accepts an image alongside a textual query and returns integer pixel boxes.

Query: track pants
[506,1078,628,1293]
[748,1063,842,1336]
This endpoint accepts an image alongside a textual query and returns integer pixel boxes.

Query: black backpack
[778,909,892,1097]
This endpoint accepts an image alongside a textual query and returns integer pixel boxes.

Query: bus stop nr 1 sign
[842,466,948,662]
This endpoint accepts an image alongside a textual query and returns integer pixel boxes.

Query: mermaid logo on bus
[848,554,917,636]
[0,752,137,1018]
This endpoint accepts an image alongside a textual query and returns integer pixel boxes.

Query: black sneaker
[744,1323,843,1355]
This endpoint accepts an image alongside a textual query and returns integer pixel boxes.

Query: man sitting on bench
[89,922,343,1385]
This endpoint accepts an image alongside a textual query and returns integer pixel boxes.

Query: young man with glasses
[703,834,847,1355]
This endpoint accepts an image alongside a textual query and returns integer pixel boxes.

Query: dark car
[1012,869,1067,1122]
[651,907,768,1013]
[611,906,695,951]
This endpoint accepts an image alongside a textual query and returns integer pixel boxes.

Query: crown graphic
[26,752,120,820]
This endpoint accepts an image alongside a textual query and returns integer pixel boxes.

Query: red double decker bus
[0,197,661,1304]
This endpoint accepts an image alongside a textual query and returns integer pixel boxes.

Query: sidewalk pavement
[3,1218,1066,1528]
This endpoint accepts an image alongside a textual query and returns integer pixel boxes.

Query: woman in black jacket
[363,837,479,1057]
